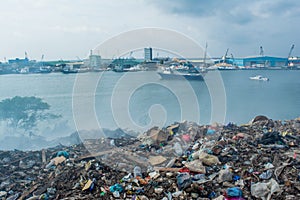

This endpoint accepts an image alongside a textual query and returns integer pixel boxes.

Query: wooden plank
[18,184,39,200]
[154,167,183,172]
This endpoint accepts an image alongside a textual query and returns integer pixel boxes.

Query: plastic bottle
[133,166,142,177]
[45,160,55,169]
[173,142,183,156]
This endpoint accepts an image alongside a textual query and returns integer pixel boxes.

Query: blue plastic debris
[208,191,217,198]
[176,172,192,190]
[109,184,124,193]
[56,151,69,159]
[233,175,241,181]
[226,187,243,197]
[207,129,216,135]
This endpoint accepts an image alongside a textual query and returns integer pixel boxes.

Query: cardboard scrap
[148,155,167,165]
[52,156,66,165]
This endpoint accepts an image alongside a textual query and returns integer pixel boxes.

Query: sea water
[0,70,299,140]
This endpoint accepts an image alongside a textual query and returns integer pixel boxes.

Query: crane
[231,53,235,66]
[40,54,44,68]
[288,44,295,58]
[286,44,295,67]
[260,46,264,57]
[222,48,229,63]
[203,42,208,68]
[76,56,82,61]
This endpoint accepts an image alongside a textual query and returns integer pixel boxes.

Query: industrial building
[225,56,287,68]
[83,50,102,69]
[144,47,153,61]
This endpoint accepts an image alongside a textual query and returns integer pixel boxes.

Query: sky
[0,0,299,61]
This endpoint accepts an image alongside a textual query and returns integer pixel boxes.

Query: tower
[144,47,152,61]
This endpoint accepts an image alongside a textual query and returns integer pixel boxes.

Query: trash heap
[1,116,300,199]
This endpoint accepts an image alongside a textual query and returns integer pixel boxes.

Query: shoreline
[1,66,300,76]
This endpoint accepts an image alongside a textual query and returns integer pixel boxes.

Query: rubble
[1,116,300,199]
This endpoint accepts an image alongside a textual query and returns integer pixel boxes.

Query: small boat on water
[217,66,237,70]
[249,75,269,81]
[158,68,205,81]
[62,67,78,74]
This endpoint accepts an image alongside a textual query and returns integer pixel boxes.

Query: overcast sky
[0,0,299,60]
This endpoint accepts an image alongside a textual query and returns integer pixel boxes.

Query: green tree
[0,96,61,132]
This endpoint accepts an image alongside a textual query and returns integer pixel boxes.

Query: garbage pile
[1,116,300,199]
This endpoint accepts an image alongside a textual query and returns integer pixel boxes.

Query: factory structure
[226,56,287,68]
[206,45,300,69]
[1,45,300,74]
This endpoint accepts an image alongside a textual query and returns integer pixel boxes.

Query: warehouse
[240,56,287,68]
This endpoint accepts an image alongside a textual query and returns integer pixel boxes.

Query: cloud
[150,0,300,25]
[50,26,105,33]
[0,0,300,59]
[147,0,300,57]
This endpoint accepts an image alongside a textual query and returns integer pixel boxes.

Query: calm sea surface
[0,70,300,138]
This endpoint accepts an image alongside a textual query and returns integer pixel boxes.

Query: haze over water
[0,70,299,144]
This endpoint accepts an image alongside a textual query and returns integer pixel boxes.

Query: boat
[19,67,29,74]
[77,67,90,73]
[39,66,52,73]
[217,66,237,70]
[249,75,269,81]
[158,67,205,81]
[62,67,78,74]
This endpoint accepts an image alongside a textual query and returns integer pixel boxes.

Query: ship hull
[158,72,204,81]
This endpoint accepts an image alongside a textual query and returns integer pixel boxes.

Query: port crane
[76,56,82,61]
[222,48,229,63]
[231,53,236,67]
[203,42,208,68]
[40,54,44,66]
[286,44,295,67]
[288,44,295,58]
[260,46,264,57]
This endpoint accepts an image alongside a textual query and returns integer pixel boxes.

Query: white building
[89,54,101,69]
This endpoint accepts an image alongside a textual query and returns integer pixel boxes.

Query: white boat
[249,75,269,81]
[158,67,205,81]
